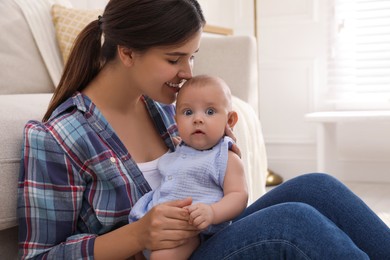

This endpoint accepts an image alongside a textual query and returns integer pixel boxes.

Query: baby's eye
[184,109,193,116]
[206,108,215,115]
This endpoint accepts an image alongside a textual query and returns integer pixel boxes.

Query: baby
[129,75,248,260]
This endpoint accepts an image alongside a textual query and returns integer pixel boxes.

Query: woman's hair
[43,0,205,121]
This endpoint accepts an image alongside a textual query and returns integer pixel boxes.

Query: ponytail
[43,20,102,122]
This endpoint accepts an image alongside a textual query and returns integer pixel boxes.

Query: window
[327,0,390,110]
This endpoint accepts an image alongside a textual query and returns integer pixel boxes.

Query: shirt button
[110,157,116,163]
[168,175,173,180]
[181,154,186,159]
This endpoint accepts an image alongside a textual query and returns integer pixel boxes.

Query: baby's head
[175,75,238,150]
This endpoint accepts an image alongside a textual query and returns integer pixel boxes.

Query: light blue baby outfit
[129,136,234,234]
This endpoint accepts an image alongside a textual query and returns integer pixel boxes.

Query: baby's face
[175,81,231,150]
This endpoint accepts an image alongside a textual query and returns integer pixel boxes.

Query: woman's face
[130,30,202,104]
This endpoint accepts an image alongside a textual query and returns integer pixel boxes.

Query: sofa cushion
[0,0,54,95]
[0,94,52,230]
[52,4,102,64]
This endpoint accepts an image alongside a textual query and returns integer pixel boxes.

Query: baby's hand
[187,203,214,231]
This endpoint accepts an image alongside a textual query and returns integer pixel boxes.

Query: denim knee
[292,172,340,188]
[268,202,368,260]
[192,202,368,260]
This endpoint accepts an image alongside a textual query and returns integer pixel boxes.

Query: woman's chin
[148,92,176,105]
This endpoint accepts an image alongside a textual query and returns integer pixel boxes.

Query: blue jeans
[190,173,390,259]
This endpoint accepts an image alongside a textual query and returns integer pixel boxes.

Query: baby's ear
[227,111,238,128]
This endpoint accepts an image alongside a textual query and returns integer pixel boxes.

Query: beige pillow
[51,5,102,64]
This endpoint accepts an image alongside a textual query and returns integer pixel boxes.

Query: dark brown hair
[43,0,205,121]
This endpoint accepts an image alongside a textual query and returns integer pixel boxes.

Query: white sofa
[0,0,267,258]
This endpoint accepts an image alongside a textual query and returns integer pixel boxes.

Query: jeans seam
[222,239,312,260]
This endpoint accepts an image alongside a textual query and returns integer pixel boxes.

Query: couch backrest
[0,0,55,95]
[194,36,259,114]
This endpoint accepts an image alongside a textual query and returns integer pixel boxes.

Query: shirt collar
[50,91,89,119]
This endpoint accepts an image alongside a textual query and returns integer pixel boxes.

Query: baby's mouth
[192,130,205,135]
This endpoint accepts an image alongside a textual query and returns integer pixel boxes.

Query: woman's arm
[18,122,96,259]
[18,122,199,259]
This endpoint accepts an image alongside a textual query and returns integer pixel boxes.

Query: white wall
[257,0,390,183]
[198,0,255,36]
[68,0,255,36]
[256,0,325,181]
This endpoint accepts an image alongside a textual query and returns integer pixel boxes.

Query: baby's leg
[150,236,200,260]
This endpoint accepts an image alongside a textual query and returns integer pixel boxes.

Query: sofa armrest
[0,94,52,230]
[232,96,267,203]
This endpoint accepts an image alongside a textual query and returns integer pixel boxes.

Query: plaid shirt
[17,92,177,259]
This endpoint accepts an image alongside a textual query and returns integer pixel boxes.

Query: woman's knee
[265,202,324,226]
[194,203,368,260]
[294,172,340,186]
[237,202,328,236]
[288,172,348,196]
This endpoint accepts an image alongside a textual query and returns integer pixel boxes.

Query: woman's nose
[178,60,193,80]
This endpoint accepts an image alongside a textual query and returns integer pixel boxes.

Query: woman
[18,0,390,259]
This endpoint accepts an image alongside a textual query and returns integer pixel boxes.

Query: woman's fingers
[148,230,199,250]
[230,143,242,158]
[225,124,236,142]
[172,136,182,146]
[164,197,192,208]
[138,200,199,251]
[225,124,242,158]
[160,198,193,220]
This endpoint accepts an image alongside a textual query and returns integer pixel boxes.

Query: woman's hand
[172,136,182,146]
[225,124,241,158]
[94,199,198,259]
[136,198,199,251]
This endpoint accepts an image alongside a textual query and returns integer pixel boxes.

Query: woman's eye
[206,108,215,115]
[184,109,193,116]
[168,59,179,65]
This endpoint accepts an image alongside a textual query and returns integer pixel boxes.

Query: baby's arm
[188,151,248,229]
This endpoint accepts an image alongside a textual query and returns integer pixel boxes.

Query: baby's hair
[178,75,233,110]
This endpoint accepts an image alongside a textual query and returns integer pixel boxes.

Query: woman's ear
[227,111,238,129]
[117,46,134,67]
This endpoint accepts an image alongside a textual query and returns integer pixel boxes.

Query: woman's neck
[83,64,142,115]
